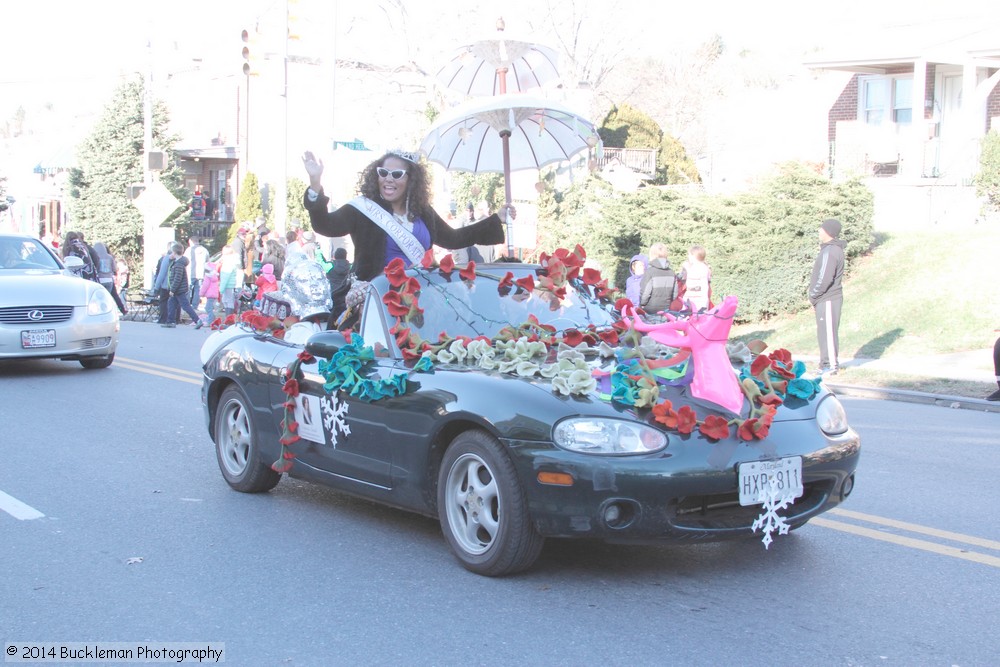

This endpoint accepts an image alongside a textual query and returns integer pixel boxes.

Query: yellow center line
[115,361,202,385]
[117,356,203,378]
[811,517,1000,568]
[830,508,1000,551]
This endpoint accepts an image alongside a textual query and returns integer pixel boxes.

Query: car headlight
[553,418,668,455]
[87,288,114,316]
[816,394,849,435]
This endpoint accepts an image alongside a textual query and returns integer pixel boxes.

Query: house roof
[174,146,239,161]
[805,22,1000,73]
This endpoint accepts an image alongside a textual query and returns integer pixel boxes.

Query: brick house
[806,25,1000,226]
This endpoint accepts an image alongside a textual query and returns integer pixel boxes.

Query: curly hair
[356,152,432,222]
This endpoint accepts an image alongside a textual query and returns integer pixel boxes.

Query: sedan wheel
[80,353,114,369]
[214,385,280,493]
[438,430,544,576]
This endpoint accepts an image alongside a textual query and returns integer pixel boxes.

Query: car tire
[215,385,281,493]
[437,430,544,576]
[80,353,115,369]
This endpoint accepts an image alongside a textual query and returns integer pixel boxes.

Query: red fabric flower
[562,329,584,347]
[459,261,477,282]
[751,355,771,377]
[769,349,792,365]
[581,267,602,285]
[384,258,408,287]
[676,406,697,434]
[382,291,410,317]
[758,392,784,406]
[420,248,436,269]
[737,418,760,441]
[598,329,620,346]
[699,414,731,440]
[394,326,412,348]
[438,254,455,275]
[296,350,314,364]
[652,400,679,428]
[402,277,421,296]
[282,378,300,397]
[498,272,514,290]
[615,298,634,315]
[515,275,535,293]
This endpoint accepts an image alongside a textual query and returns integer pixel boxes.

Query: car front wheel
[438,430,544,576]
[80,353,114,369]
[214,385,280,493]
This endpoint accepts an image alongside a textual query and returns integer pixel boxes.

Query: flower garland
[381,247,823,443]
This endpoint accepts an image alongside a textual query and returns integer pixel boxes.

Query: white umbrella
[435,22,560,96]
[420,93,599,255]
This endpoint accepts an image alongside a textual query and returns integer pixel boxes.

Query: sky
[2,0,998,165]
[5,0,996,121]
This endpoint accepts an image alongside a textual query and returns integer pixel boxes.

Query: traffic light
[240,28,256,76]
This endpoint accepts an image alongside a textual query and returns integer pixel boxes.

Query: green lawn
[731,223,1000,360]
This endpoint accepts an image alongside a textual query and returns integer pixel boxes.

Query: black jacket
[808,239,846,305]
[168,255,191,296]
[304,189,505,281]
[639,258,678,313]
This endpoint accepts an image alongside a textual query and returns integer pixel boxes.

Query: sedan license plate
[21,329,56,349]
[738,457,803,506]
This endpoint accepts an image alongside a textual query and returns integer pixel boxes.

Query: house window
[893,78,912,124]
[860,75,913,126]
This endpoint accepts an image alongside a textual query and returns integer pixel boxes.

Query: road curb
[825,382,1000,413]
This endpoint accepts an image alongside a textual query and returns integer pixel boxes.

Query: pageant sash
[347,197,425,266]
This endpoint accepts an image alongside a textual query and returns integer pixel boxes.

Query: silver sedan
[0,234,119,369]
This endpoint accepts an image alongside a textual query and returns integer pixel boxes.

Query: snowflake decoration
[321,393,351,448]
[751,476,796,549]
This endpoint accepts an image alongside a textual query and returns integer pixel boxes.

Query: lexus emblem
[27,309,44,321]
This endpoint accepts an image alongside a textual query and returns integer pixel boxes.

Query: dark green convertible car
[200,258,859,576]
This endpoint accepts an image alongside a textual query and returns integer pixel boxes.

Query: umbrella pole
[501,129,513,257]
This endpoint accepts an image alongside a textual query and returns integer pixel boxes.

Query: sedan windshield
[0,238,61,271]
[404,268,618,340]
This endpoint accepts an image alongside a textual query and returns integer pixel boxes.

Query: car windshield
[0,238,61,270]
[401,267,618,340]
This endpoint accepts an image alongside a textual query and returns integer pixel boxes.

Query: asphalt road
[1,321,998,666]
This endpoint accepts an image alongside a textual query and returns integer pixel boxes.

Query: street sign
[131,180,185,226]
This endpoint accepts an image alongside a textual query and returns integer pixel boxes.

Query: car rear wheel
[215,385,280,493]
[80,353,114,369]
[438,430,544,576]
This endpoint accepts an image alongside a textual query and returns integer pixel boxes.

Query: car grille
[669,480,832,530]
[0,306,75,324]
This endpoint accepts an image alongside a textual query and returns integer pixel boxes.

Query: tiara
[387,148,421,163]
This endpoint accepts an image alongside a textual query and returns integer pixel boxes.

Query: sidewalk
[803,348,1000,414]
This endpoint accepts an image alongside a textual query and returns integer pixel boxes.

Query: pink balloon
[622,296,744,414]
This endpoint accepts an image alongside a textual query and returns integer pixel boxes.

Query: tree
[599,103,700,185]
[974,129,1000,213]
[232,172,263,241]
[67,77,187,271]
[286,177,311,230]
[451,173,505,217]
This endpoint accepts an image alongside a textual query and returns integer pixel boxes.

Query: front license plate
[21,329,56,349]
[738,457,803,506]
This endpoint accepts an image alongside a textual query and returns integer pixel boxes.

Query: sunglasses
[376,167,407,179]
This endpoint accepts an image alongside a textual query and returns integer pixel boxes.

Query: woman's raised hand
[301,151,324,188]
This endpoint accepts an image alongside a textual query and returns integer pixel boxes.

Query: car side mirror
[63,256,84,269]
[305,330,351,359]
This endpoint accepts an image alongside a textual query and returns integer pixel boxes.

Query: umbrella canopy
[435,29,560,96]
[420,93,599,255]
[420,93,599,176]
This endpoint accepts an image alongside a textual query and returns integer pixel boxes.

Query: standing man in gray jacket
[808,218,846,375]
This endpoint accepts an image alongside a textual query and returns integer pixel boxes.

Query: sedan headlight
[816,395,849,435]
[553,418,668,456]
[87,288,114,316]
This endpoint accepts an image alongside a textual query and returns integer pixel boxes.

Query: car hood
[0,270,96,307]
